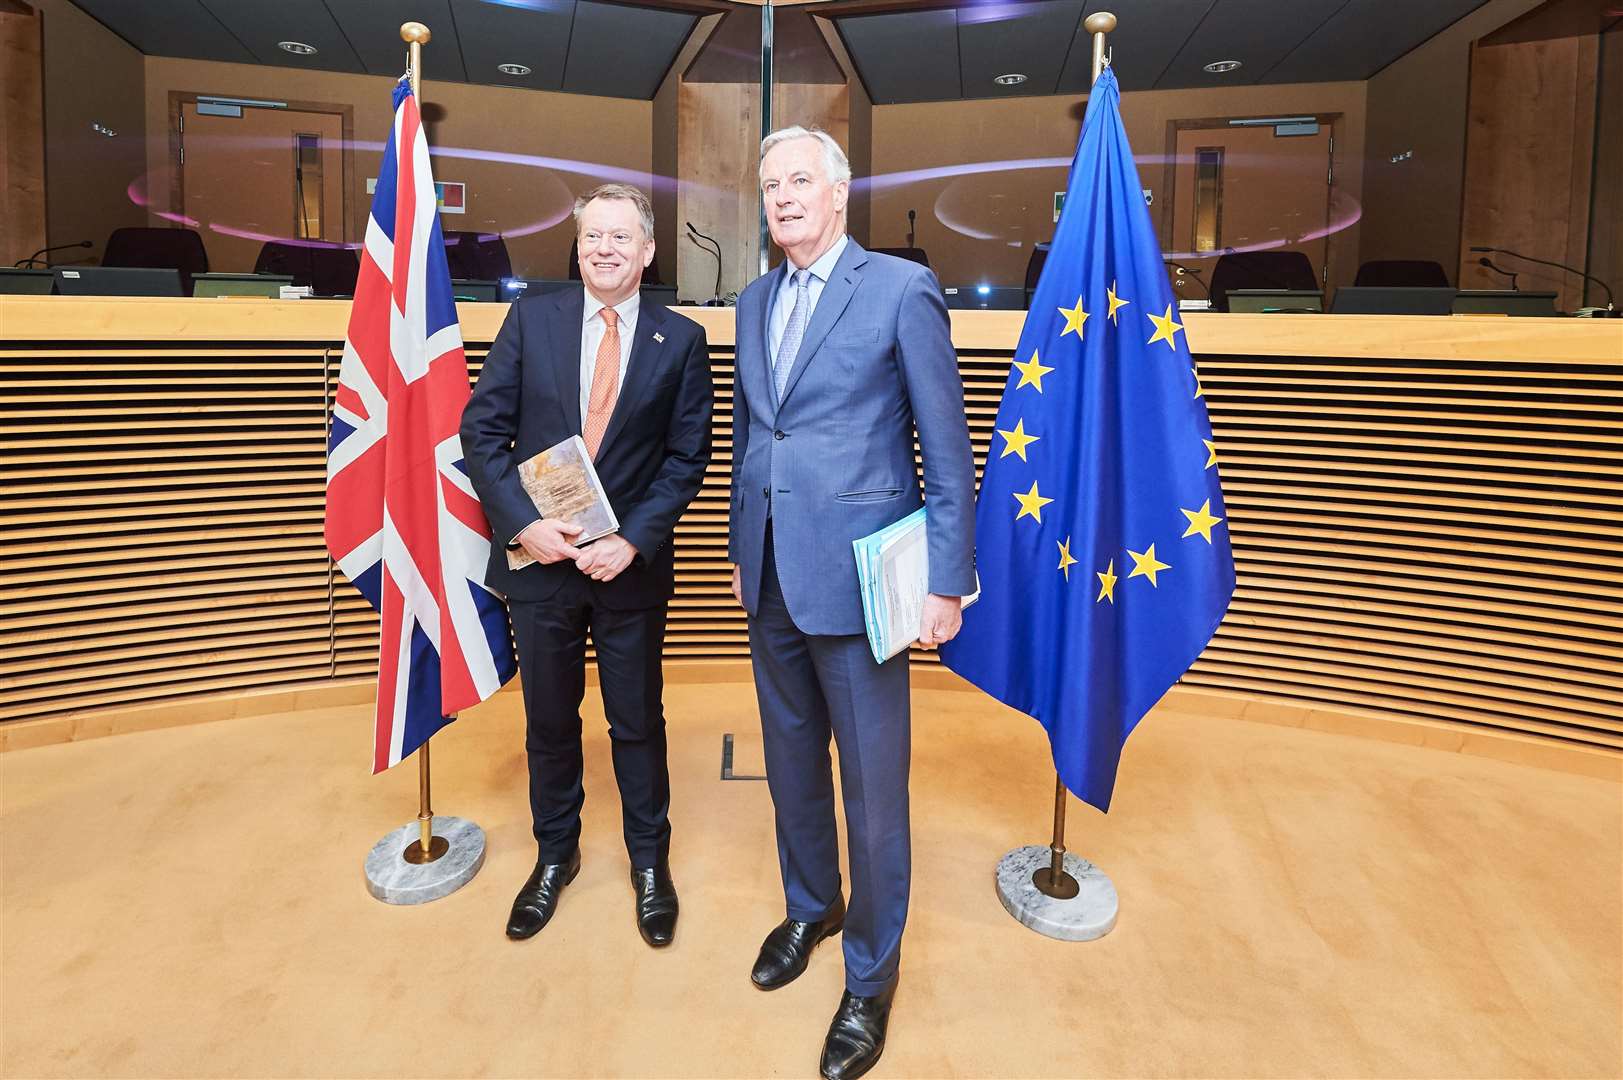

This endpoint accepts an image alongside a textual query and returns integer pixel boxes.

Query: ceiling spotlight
[993,73,1027,86]
[1203,59,1242,73]
[497,62,533,76]
[278,41,318,55]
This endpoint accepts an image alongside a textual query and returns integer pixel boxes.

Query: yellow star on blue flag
[942,67,1235,813]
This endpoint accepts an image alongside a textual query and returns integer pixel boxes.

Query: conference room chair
[1023,242,1052,306]
[1208,250,1320,312]
[253,242,361,297]
[869,246,931,267]
[101,227,209,297]
[443,231,513,281]
[1353,259,1452,288]
[566,239,662,285]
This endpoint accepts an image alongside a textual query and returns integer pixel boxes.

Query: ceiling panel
[1156,0,1345,88]
[201,0,366,72]
[449,0,577,92]
[839,8,962,105]
[325,0,470,81]
[1262,0,1488,84]
[563,1,695,99]
[68,0,257,64]
[1056,0,1216,93]
[958,0,1083,100]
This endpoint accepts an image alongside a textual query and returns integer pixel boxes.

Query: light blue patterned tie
[773,269,811,402]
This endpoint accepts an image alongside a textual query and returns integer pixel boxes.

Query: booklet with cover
[506,434,620,571]
[852,507,980,664]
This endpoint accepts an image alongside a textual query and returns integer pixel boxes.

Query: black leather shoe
[631,861,679,947]
[819,981,896,1080]
[750,894,846,990]
[505,848,581,940]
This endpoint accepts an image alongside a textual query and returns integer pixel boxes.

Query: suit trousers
[510,573,672,868]
[749,528,912,996]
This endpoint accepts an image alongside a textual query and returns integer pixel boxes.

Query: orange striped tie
[583,307,620,458]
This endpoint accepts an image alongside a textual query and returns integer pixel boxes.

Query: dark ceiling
[67,0,702,100]
[833,0,1494,104]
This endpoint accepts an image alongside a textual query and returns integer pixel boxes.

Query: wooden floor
[1,681,1619,1079]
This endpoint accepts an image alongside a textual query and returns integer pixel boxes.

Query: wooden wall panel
[0,0,46,268]
[1,300,1619,758]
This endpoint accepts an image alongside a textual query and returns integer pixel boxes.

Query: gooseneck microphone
[1470,245,1615,313]
[906,209,916,250]
[685,221,723,305]
[15,240,92,268]
[1477,256,1518,292]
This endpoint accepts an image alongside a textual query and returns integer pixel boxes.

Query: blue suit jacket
[729,240,976,636]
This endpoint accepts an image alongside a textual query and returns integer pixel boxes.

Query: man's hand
[731,564,742,606]
[575,534,638,582]
[517,519,583,565]
[917,593,964,649]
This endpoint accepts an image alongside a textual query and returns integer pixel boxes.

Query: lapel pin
[653,331,665,344]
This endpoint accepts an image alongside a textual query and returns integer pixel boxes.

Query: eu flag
[940,67,1235,812]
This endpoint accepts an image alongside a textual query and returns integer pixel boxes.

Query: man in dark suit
[461,183,712,947]
[730,127,977,1080]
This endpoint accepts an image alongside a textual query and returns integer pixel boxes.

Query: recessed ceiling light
[1203,59,1242,73]
[497,62,533,76]
[278,40,318,55]
[993,73,1027,86]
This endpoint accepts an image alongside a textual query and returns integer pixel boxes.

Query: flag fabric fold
[325,79,516,774]
[941,67,1236,812]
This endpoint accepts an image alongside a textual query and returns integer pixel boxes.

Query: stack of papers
[853,507,979,664]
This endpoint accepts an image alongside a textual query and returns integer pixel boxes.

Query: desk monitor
[0,268,56,295]
[450,278,500,302]
[639,284,677,307]
[942,285,1025,310]
[499,277,579,303]
[1226,289,1324,313]
[1452,290,1559,317]
[54,266,183,297]
[1330,286,1456,315]
[192,273,294,298]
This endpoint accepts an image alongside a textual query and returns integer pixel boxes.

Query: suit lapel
[593,298,665,459]
[777,240,865,411]
[550,287,585,435]
[757,262,786,420]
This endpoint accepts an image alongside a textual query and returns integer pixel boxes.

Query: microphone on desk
[15,240,92,269]
[685,222,724,306]
[1470,246,1616,315]
[1477,256,1518,292]
[906,209,916,250]
[1167,262,1210,298]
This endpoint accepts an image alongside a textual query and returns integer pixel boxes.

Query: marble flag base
[995,844,1119,941]
[364,816,486,905]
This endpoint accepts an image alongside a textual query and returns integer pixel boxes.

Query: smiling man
[729,127,976,1080]
[461,183,712,948]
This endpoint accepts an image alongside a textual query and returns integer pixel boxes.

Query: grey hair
[572,183,655,240]
[759,125,852,185]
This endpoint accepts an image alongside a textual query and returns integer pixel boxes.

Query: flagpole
[1032,8,1115,904]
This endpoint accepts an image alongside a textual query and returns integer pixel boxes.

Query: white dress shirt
[580,289,640,424]
[768,234,849,365]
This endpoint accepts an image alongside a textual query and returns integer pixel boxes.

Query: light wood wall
[0,1,46,268]
[2,298,1620,759]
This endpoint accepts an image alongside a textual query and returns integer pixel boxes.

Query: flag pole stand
[359,22,488,905]
[993,11,1123,942]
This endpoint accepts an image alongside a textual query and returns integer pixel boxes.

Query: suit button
[762,486,769,497]
[773,430,785,440]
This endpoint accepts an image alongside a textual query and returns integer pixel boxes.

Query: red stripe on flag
[441,472,493,540]
[373,572,405,774]
[324,438,386,557]
[334,382,368,423]
[393,99,420,316]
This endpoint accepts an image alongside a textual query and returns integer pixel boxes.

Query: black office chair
[1354,259,1451,288]
[1023,243,1052,306]
[102,227,209,296]
[1208,251,1319,312]
[869,247,930,267]
[567,239,662,285]
[443,231,513,281]
[253,242,360,297]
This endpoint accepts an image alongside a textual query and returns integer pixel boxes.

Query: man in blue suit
[730,126,976,1080]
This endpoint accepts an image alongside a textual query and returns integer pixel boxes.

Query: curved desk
[2,298,1618,768]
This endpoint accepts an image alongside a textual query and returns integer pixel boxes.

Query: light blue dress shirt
[768,234,849,365]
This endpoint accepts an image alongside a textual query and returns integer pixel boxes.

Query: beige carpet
[2,681,1619,1079]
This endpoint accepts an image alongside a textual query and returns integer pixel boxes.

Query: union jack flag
[325,80,516,773]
